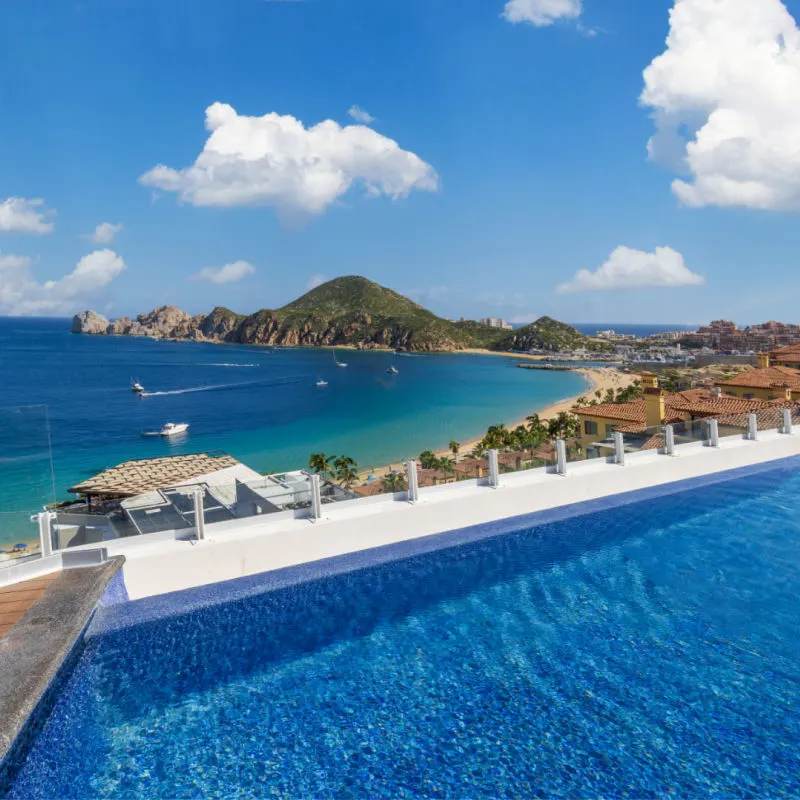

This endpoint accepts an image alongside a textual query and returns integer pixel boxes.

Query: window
[725,391,737,397]
[605,424,617,437]
[584,420,598,436]
[744,393,755,399]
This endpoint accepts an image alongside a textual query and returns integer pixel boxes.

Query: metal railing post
[613,432,625,465]
[192,488,206,540]
[405,460,419,503]
[782,408,793,435]
[709,419,720,448]
[556,439,568,475]
[665,424,675,456]
[37,511,54,558]
[488,449,500,488]
[748,413,758,441]
[310,473,322,521]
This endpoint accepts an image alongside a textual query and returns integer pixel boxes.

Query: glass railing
[0,405,57,565]
[621,425,666,455]
[671,419,712,446]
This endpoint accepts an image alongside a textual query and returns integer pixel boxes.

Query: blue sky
[1,0,799,324]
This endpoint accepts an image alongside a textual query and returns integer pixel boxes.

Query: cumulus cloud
[502,0,582,26]
[0,198,55,235]
[556,246,704,293]
[0,249,125,315]
[139,102,438,219]
[86,222,123,244]
[192,260,256,285]
[307,274,328,290]
[642,0,800,210]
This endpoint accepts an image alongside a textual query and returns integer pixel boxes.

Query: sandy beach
[358,366,636,480]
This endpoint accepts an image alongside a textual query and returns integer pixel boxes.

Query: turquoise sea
[0,317,587,547]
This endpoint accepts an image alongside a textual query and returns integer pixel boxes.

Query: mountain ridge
[71,276,606,353]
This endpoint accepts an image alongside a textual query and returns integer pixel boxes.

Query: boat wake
[204,363,260,368]
[139,377,303,397]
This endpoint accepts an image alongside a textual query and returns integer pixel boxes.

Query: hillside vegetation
[72,276,603,353]
[492,316,612,353]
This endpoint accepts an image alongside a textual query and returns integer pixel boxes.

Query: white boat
[333,351,348,368]
[160,422,189,436]
[131,379,145,394]
[386,366,399,375]
[316,379,328,387]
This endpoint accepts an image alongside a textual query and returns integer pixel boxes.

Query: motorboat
[316,379,329,387]
[131,379,145,394]
[333,351,348,368]
[386,366,399,375]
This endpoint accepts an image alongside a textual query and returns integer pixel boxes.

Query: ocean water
[5,458,799,797]
[0,317,587,546]
[570,323,698,338]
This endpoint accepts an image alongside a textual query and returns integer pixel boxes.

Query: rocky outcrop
[107,317,132,335]
[71,311,110,335]
[134,306,195,338]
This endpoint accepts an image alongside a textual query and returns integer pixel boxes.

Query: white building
[480,317,512,330]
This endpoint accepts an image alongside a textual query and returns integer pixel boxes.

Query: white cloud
[406,285,450,304]
[556,246,704,293]
[510,313,538,324]
[642,0,800,210]
[0,249,125,315]
[192,260,256,285]
[502,0,582,26]
[139,103,438,219]
[307,274,328,290]
[0,198,55,235]
[348,105,376,124]
[86,222,123,244]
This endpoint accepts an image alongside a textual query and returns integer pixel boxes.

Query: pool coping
[92,453,800,637]
[0,557,125,766]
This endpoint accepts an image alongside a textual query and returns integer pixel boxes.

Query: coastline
[358,366,636,479]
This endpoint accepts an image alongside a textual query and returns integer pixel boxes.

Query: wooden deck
[0,572,62,638]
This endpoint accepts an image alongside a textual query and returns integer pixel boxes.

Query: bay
[0,317,588,547]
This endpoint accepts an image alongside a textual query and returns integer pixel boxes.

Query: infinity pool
[4,458,800,798]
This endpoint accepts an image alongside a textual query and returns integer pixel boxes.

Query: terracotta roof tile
[716,366,800,391]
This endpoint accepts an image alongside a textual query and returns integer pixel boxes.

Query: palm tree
[309,452,334,479]
[333,456,359,490]
[437,456,456,481]
[449,440,461,462]
[382,472,407,493]
[419,450,439,469]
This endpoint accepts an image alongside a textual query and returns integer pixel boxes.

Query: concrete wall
[109,430,800,601]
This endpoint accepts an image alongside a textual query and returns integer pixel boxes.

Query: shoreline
[357,366,636,479]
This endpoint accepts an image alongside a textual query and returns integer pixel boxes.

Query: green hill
[492,316,611,353]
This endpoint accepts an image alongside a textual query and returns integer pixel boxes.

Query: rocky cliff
[71,310,110,334]
[71,277,486,352]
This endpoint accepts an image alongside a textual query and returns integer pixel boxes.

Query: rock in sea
[71,310,110,335]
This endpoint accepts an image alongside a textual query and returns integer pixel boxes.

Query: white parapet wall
[107,429,800,601]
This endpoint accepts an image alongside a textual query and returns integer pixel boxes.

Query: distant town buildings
[689,320,800,351]
[479,317,512,330]
[595,329,637,342]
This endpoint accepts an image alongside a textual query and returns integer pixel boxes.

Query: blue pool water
[4,459,800,797]
[0,317,586,547]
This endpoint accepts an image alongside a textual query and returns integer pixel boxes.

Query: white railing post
[310,473,322,521]
[613,432,625,465]
[709,419,720,448]
[192,488,206,540]
[748,413,758,441]
[488,449,500,488]
[556,439,568,475]
[405,460,419,503]
[782,408,793,435]
[665,424,676,456]
[37,511,54,558]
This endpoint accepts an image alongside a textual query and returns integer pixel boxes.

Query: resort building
[479,317,512,330]
[769,344,800,368]
[714,353,800,401]
[572,372,785,448]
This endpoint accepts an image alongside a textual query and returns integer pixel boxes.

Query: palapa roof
[716,365,800,391]
[69,451,240,499]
